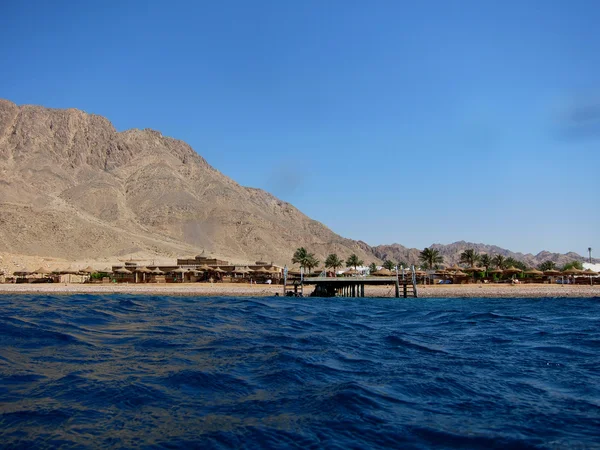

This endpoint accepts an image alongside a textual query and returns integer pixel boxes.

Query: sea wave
[1,294,599,449]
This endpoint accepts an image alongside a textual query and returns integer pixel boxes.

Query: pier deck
[299,276,417,298]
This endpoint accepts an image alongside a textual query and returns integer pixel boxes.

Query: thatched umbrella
[33,267,51,275]
[115,268,132,274]
[562,268,584,275]
[254,267,271,274]
[524,269,544,277]
[343,268,359,276]
[583,268,598,286]
[463,267,484,273]
[212,267,226,273]
[447,264,463,272]
[489,268,504,274]
[503,266,522,275]
[198,264,211,271]
[136,267,152,273]
[371,268,393,276]
[171,267,188,274]
[454,271,468,277]
[151,268,164,275]
[81,266,96,274]
[102,267,113,273]
[543,269,561,276]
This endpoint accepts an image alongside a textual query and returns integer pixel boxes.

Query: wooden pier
[285,273,418,298]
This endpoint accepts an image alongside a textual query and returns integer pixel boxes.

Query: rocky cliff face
[0,99,375,266]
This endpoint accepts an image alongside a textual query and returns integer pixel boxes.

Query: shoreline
[0,283,598,298]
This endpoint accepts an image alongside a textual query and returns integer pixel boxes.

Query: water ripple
[1,294,599,449]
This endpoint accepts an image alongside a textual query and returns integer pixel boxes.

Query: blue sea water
[0,295,599,449]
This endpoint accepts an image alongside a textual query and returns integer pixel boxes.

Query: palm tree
[325,254,344,276]
[504,257,526,271]
[479,254,492,276]
[459,248,480,267]
[292,247,308,267]
[382,260,395,270]
[346,254,363,270]
[419,247,444,270]
[292,247,318,273]
[480,254,492,271]
[304,254,320,274]
[561,260,583,271]
[538,260,556,272]
[368,262,377,273]
[493,254,506,269]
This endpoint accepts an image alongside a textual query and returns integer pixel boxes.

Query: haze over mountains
[0,100,594,271]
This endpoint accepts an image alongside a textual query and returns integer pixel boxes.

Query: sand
[0,282,598,298]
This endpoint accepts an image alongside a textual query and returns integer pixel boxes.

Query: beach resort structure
[108,255,285,284]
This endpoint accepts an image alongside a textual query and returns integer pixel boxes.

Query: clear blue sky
[1,0,598,256]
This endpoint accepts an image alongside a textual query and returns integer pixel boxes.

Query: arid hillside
[0,99,374,268]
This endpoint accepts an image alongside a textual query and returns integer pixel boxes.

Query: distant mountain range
[0,99,595,269]
[371,241,596,269]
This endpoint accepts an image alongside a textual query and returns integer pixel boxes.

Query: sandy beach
[0,282,598,298]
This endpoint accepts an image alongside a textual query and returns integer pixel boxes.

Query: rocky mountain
[0,99,374,267]
[371,241,597,269]
[0,99,593,271]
